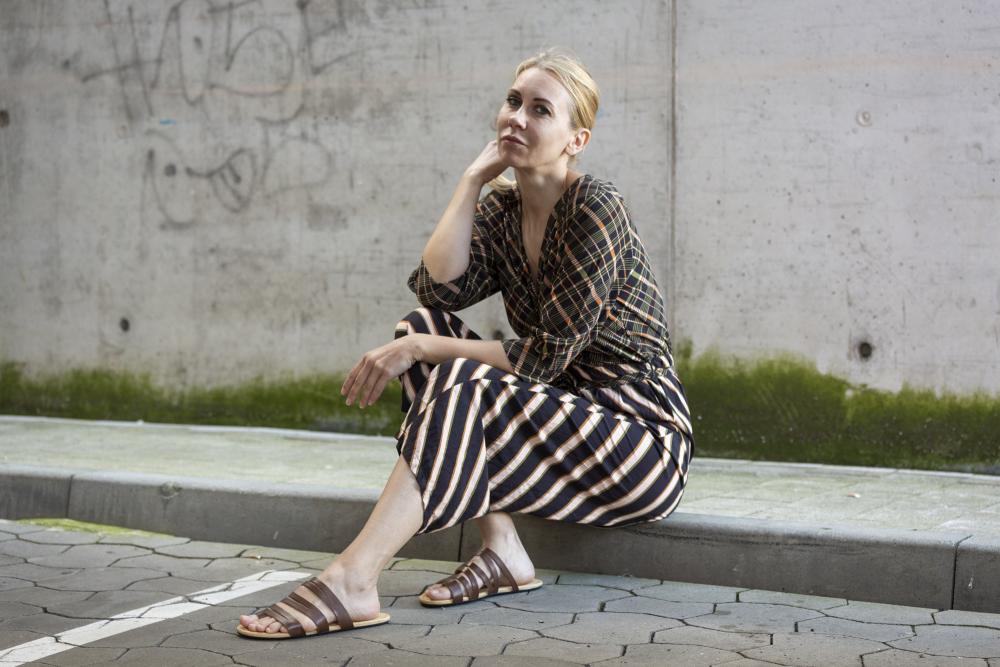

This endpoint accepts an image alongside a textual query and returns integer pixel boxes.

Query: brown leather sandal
[418,547,543,607]
[236,577,390,639]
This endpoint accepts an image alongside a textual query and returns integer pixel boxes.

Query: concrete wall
[0,0,672,388]
[674,0,1000,395]
[1,0,997,396]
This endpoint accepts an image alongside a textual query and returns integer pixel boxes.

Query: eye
[534,105,550,116]
[506,95,520,107]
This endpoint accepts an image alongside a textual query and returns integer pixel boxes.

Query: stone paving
[2,519,1000,666]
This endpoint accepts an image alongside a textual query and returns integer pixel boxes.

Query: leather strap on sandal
[480,547,519,592]
[260,602,305,638]
[436,547,518,602]
[257,577,353,635]
[283,591,330,634]
[304,577,354,630]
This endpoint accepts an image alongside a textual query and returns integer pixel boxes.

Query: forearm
[422,173,485,283]
[412,333,514,374]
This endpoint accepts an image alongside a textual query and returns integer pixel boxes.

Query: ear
[565,127,591,156]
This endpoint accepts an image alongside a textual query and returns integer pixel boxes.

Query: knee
[427,357,480,387]
[395,307,443,338]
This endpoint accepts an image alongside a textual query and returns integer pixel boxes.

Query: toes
[240,614,262,631]
[242,614,283,634]
[426,584,450,600]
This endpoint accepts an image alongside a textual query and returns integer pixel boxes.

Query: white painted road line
[0,569,308,666]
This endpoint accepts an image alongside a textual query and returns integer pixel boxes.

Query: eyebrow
[507,89,554,106]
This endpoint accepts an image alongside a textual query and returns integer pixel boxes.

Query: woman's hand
[464,139,508,185]
[341,336,422,408]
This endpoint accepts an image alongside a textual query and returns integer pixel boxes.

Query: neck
[515,166,579,226]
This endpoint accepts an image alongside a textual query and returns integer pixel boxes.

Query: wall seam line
[950,533,973,610]
[668,0,678,344]
[65,473,75,519]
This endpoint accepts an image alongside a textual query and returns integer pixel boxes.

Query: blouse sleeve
[407,190,503,311]
[502,185,628,384]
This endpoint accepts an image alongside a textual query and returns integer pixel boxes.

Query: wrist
[409,333,429,363]
[461,170,487,189]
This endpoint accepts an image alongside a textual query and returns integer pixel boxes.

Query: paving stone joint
[2,520,1000,665]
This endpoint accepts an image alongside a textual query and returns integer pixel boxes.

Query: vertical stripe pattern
[394,307,693,535]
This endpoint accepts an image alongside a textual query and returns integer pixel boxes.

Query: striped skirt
[394,307,694,535]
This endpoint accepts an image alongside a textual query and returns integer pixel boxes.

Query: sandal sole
[235,612,391,640]
[418,579,544,607]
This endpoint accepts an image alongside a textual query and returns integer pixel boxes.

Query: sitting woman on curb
[237,48,695,640]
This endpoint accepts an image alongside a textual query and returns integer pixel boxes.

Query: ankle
[320,559,379,593]
[479,528,522,550]
[481,534,527,557]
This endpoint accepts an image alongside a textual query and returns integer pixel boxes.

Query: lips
[502,135,526,146]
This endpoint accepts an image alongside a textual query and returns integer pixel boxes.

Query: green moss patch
[3,353,999,473]
[0,361,403,436]
[16,518,167,535]
[675,348,1000,473]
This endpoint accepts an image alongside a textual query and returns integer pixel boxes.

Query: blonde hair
[488,48,600,192]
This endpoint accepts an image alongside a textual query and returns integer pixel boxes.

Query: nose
[508,106,527,129]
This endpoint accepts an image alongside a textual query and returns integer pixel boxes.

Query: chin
[498,153,525,169]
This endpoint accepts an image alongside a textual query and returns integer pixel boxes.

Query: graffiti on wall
[82,0,361,227]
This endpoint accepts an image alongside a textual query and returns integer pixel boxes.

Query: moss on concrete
[3,353,999,473]
[674,347,1000,473]
[0,361,403,436]
[16,518,166,536]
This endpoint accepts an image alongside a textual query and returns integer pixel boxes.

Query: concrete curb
[1,463,993,612]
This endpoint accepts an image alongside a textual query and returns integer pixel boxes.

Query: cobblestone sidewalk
[2,519,1000,666]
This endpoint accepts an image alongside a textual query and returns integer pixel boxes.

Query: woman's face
[496,67,582,170]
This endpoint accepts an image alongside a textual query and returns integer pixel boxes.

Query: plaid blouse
[407,174,677,391]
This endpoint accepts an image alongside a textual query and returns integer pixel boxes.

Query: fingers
[345,356,386,408]
[357,358,390,408]
[341,359,363,400]
[340,373,353,401]
[342,354,379,406]
[344,359,372,406]
[361,372,392,409]
[344,340,415,408]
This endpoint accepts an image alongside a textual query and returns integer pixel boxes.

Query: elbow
[413,290,456,311]
[504,329,597,385]
[422,254,470,286]
[525,355,576,385]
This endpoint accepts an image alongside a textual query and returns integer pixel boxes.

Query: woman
[237,48,694,639]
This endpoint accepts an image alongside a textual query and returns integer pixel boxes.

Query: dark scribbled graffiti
[82,0,350,226]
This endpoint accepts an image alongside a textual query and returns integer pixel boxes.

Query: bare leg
[240,455,423,634]
[422,510,536,600]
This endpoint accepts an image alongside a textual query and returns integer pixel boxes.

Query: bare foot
[239,562,380,635]
[423,541,536,601]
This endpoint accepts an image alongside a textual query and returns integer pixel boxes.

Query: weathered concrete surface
[954,534,1000,613]
[4,417,1000,611]
[65,469,462,563]
[3,519,1000,665]
[673,0,1000,394]
[0,0,672,388]
[5,417,1000,533]
[475,513,961,609]
[2,1,997,397]
[0,465,71,520]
